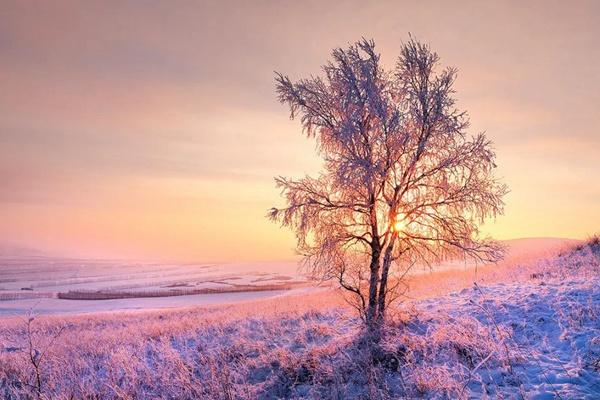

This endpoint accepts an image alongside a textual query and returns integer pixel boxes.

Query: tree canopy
[270,38,508,328]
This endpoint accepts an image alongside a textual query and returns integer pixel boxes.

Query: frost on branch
[270,38,508,328]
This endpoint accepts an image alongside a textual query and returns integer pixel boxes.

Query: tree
[269,38,507,334]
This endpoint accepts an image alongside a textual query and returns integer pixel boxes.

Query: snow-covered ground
[0,288,316,317]
[0,258,305,293]
[0,258,309,315]
[0,237,597,399]
[0,237,575,317]
[400,278,600,398]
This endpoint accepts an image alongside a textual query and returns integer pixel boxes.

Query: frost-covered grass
[56,282,299,300]
[1,238,599,399]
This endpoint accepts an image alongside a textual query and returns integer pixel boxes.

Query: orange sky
[1,1,599,262]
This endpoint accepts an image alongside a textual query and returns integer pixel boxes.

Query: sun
[392,213,407,233]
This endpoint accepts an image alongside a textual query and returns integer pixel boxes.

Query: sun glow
[393,214,407,233]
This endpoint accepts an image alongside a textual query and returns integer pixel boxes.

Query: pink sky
[1,1,599,261]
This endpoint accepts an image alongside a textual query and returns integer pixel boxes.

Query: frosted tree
[269,38,507,334]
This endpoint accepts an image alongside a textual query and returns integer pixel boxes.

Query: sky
[0,1,599,262]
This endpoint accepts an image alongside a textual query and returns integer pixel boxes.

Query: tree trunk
[365,191,381,332]
[365,244,381,330]
[376,239,395,324]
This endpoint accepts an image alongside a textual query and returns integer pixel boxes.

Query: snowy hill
[0,238,598,398]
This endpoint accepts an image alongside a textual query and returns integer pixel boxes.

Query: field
[0,238,575,317]
[1,237,599,399]
[0,259,310,316]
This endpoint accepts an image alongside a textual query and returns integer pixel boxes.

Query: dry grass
[56,282,305,300]
[0,292,56,301]
[0,238,598,399]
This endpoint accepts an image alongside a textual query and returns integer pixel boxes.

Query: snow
[1,239,598,399]
[0,288,304,317]
[0,257,308,316]
[4,272,597,398]
[410,278,600,398]
[0,237,574,317]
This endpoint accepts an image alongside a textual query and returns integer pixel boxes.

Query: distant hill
[0,243,50,257]
[501,237,581,261]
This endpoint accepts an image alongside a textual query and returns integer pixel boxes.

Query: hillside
[1,238,599,398]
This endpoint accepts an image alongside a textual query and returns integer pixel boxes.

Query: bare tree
[18,308,65,399]
[269,38,507,334]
